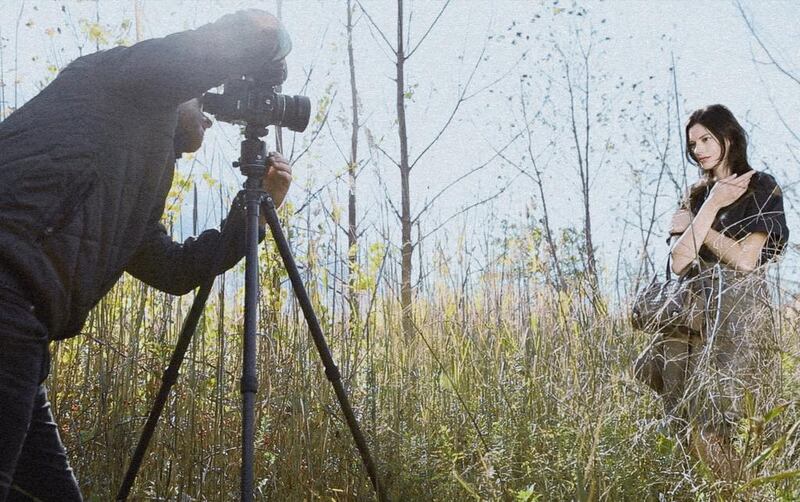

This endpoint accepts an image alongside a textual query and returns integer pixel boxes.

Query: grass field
[49,238,800,501]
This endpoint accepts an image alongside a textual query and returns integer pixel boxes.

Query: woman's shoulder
[750,170,783,198]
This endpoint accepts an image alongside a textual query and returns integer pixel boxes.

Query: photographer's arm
[100,10,292,106]
[124,196,259,295]
[125,155,290,294]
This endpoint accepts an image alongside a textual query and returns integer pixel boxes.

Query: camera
[202,72,310,133]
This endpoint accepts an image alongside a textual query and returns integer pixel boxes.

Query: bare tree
[357,0,505,339]
[631,101,674,289]
[346,0,361,329]
[133,0,143,43]
[494,83,566,292]
[357,0,453,340]
[670,52,689,193]
[394,0,414,340]
[519,88,565,292]
[555,38,603,306]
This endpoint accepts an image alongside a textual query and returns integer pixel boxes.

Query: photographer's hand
[264,152,292,209]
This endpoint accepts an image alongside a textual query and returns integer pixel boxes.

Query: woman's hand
[264,152,292,208]
[707,170,755,210]
[670,209,693,235]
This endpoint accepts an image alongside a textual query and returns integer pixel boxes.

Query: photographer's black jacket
[0,10,291,340]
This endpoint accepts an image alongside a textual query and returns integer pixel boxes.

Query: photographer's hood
[272,28,293,64]
[204,9,293,84]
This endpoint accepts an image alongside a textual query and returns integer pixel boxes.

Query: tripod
[117,125,385,501]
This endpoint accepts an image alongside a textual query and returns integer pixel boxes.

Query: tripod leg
[116,278,215,501]
[241,187,262,502]
[261,198,387,501]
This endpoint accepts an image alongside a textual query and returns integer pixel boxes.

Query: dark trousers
[0,290,82,502]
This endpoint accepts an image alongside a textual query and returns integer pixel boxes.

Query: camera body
[202,71,310,133]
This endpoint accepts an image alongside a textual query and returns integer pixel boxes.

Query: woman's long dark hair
[683,104,753,209]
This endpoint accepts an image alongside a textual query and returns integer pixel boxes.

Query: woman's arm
[670,201,719,275]
[702,228,767,272]
[670,171,756,275]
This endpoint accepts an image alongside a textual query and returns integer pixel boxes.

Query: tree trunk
[536,176,566,291]
[396,0,414,340]
[564,52,600,307]
[346,0,360,329]
[581,56,599,299]
[133,0,144,42]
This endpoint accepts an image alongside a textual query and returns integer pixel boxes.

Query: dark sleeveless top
[689,171,789,264]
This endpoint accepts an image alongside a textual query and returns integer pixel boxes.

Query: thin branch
[409,44,487,170]
[406,0,453,60]
[287,23,330,158]
[405,5,413,56]
[13,0,25,110]
[670,51,688,192]
[355,0,396,56]
[289,90,337,165]
[412,126,526,223]
[736,0,800,86]
[419,173,520,242]
[519,85,565,290]
[316,187,350,237]
[373,166,402,220]
[372,141,400,168]
[464,49,529,101]
[636,102,673,284]
[293,159,367,215]
[325,116,351,166]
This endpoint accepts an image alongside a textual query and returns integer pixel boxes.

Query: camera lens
[275,94,311,132]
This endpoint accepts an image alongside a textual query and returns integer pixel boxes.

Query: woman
[635,104,789,476]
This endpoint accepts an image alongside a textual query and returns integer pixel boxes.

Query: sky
[1,0,799,297]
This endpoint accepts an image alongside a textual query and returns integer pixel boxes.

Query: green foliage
[79,19,109,46]
[314,84,334,125]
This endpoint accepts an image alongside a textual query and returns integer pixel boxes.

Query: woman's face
[688,123,724,171]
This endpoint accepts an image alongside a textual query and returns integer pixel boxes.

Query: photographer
[0,10,292,501]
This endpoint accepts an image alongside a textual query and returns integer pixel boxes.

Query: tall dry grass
[49,231,800,501]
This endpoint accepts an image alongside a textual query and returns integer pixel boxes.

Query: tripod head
[235,125,270,185]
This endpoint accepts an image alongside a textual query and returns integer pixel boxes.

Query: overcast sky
[2,0,799,295]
